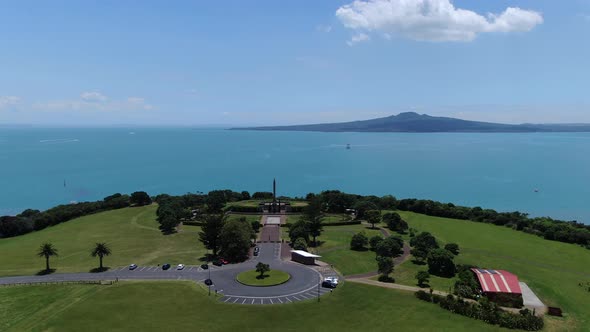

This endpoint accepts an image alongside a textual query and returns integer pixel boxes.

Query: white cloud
[316,24,333,33]
[347,32,370,46]
[34,93,153,112]
[80,91,108,102]
[336,0,543,42]
[0,96,21,109]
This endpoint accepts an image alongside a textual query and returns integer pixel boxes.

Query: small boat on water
[534,188,539,192]
[346,144,351,150]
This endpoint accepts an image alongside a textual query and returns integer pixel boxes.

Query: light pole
[317,277,321,302]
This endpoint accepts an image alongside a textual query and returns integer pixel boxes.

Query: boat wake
[39,138,80,144]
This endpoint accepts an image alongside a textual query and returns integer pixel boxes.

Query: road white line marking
[188,267,194,271]
[233,297,239,303]
[242,298,247,304]
[251,299,255,304]
[270,298,274,304]
[277,298,283,303]
[139,267,146,271]
[292,295,301,301]
[286,297,292,302]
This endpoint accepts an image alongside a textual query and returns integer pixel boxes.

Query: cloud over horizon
[0,96,21,110]
[336,0,543,43]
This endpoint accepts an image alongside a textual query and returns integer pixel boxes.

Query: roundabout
[236,269,291,287]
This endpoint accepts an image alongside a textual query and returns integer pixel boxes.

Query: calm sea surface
[1,128,589,224]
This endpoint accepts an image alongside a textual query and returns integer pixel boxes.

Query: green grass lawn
[394,211,590,331]
[226,200,263,208]
[0,205,206,276]
[312,224,382,276]
[0,281,509,332]
[236,269,291,286]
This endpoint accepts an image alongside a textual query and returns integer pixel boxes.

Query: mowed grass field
[0,205,206,276]
[0,281,509,332]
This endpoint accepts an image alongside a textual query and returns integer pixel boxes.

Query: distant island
[230,112,590,133]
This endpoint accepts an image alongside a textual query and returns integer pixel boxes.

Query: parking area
[219,284,334,305]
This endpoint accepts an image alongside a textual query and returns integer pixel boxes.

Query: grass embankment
[0,205,206,276]
[236,270,291,286]
[226,214,262,223]
[0,281,508,332]
[227,200,308,208]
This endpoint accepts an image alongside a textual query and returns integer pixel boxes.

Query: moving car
[253,247,260,256]
[162,263,171,270]
[200,264,209,270]
[322,276,339,288]
[212,260,223,267]
[176,264,185,270]
[129,264,137,270]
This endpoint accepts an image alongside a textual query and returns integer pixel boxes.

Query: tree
[353,199,379,219]
[444,243,460,255]
[376,256,394,279]
[365,210,382,229]
[427,248,456,277]
[410,248,428,263]
[159,215,178,234]
[292,237,308,251]
[130,191,152,206]
[301,196,324,246]
[415,271,430,287]
[288,219,309,243]
[91,242,112,270]
[199,213,226,256]
[350,231,369,250]
[369,235,383,251]
[205,190,227,213]
[410,232,439,252]
[37,242,58,272]
[256,262,270,278]
[375,236,402,257]
[219,219,253,262]
[251,220,261,233]
[383,212,408,233]
[240,191,251,200]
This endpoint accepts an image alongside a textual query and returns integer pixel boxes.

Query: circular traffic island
[236,269,291,287]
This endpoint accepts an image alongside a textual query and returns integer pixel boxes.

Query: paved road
[0,242,337,306]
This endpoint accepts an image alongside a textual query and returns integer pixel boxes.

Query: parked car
[176,264,185,270]
[204,279,213,286]
[212,260,223,267]
[162,263,171,270]
[254,247,260,253]
[200,264,209,270]
[253,250,259,256]
[129,264,138,270]
[322,276,339,288]
[220,258,229,265]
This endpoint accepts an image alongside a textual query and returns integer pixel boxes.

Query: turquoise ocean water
[1,128,589,224]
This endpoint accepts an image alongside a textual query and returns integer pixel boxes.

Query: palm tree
[91,242,112,270]
[37,242,58,272]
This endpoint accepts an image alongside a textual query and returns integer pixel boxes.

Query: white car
[322,276,339,288]
[129,264,138,270]
[176,264,185,270]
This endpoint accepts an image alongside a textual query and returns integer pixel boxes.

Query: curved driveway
[0,243,336,305]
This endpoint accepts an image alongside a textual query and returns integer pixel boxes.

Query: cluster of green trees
[415,291,544,331]
[198,214,255,262]
[36,242,112,273]
[154,189,249,234]
[349,229,403,281]
[287,196,324,248]
[311,190,590,249]
[410,232,460,278]
[0,193,131,238]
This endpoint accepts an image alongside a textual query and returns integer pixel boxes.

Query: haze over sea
[1,128,589,224]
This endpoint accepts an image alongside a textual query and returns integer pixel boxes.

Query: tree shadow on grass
[417,283,431,288]
[89,267,110,273]
[36,269,56,276]
[411,259,427,265]
[256,274,270,280]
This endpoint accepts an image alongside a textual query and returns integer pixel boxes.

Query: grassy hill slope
[0,205,205,276]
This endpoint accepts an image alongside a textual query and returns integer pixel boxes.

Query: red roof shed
[471,268,522,294]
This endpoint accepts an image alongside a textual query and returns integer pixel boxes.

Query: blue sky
[1,0,589,126]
